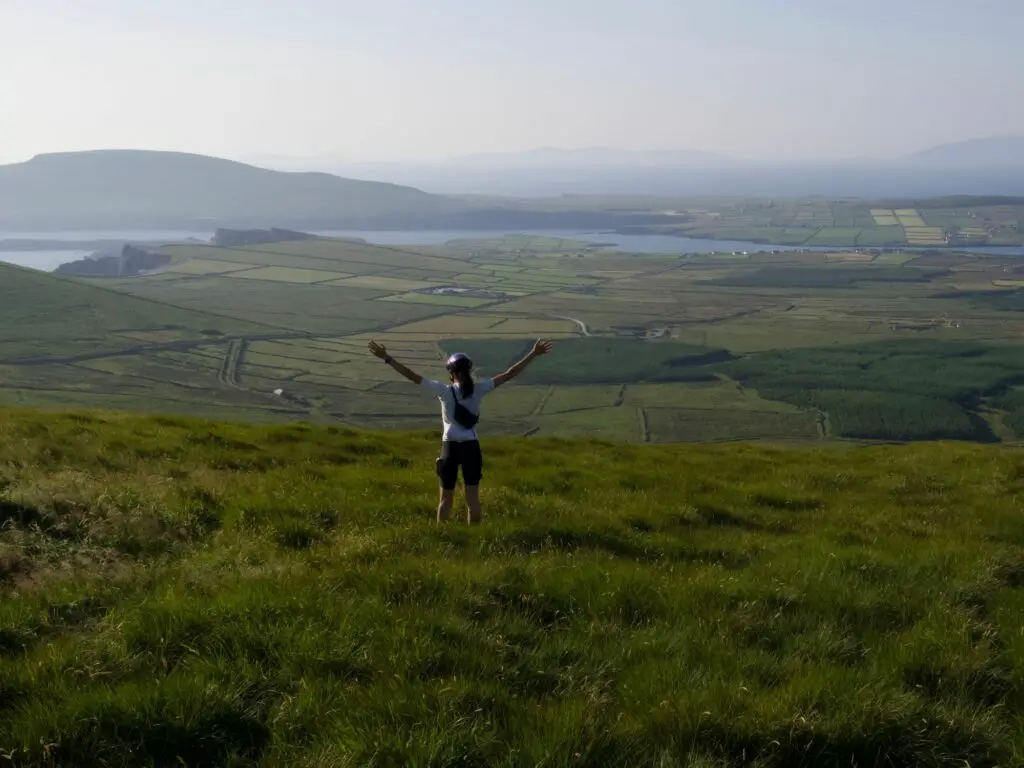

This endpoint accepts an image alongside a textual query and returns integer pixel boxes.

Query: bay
[1,229,1022,272]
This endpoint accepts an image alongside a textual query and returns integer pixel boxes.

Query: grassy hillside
[719,340,1024,442]
[0,150,451,229]
[2,408,1024,766]
[0,263,265,361]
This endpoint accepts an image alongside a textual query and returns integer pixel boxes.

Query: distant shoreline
[2,227,1022,264]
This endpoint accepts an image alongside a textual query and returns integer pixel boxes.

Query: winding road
[553,315,592,337]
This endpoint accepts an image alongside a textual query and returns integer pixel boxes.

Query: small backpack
[449,386,480,429]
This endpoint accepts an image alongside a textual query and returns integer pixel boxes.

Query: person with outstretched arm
[368,339,553,523]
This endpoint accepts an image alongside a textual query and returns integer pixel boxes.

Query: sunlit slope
[0,262,263,361]
[1,408,1023,766]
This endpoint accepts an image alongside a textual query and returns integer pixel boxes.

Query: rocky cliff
[54,245,171,277]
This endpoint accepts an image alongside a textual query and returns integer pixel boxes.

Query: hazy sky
[2,0,1022,164]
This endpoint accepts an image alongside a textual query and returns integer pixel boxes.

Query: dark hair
[447,353,474,398]
[453,368,474,398]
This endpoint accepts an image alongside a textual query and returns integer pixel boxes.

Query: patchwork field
[4,228,1024,444]
[664,198,1023,248]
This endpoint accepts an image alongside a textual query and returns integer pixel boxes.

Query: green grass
[711,266,943,289]
[718,340,1024,441]
[380,292,496,308]
[541,385,625,414]
[855,227,907,247]
[443,338,733,385]
[0,263,263,361]
[2,408,1024,765]
[872,251,918,265]
[164,258,261,275]
[805,228,863,246]
[226,266,353,283]
[646,407,820,442]
[120,278,434,334]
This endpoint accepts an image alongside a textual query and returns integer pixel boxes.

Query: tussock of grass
[1,408,1024,765]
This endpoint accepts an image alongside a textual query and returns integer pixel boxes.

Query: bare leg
[437,487,455,523]
[465,485,482,524]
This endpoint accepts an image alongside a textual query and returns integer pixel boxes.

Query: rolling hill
[451,146,742,168]
[0,261,263,361]
[902,136,1024,167]
[0,150,454,230]
[1,409,1023,765]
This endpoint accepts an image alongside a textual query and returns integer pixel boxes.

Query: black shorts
[436,440,483,489]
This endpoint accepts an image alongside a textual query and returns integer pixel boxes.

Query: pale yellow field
[900,219,929,228]
[227,266,352,283]
[870,209,900,226]
[898,213,928,228]
[903,225,946,244]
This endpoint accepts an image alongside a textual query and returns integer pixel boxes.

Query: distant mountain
[0,150,453,230]
[452,147,742,168]
[901,136,1024,167]
[244,141,1024,198]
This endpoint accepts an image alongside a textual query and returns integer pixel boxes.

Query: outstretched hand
[532,339,553,357]
[368,341,389,359]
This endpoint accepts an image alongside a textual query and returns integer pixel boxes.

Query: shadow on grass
[904,657,1015,707]
[44,708,271,768]
[675,715,1009,768]
[0,627,35,658]
[0,499,42,528]
[0,596,113,659]
[694,505,769,532]
[750,492,824,511]
[488,525,754,571]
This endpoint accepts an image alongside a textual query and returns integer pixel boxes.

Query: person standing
[368,339,553,523]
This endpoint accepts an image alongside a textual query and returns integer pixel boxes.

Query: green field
[4,229,1024,445]
[226,266,353,283]
[625,198,1023,248]
[0,263,264,360]
[719,340,1024,441]
[855,226,906,246]
[442,338,730,385]
[805,227,863,246]
[2,410,1024,765]
[380,291,496,308]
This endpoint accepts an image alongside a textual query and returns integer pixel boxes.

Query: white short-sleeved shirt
[420,378,497,442]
